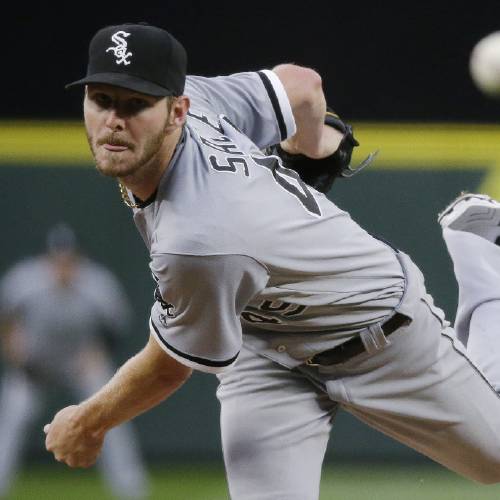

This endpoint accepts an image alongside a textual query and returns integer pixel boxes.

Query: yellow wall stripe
[0,121,92,166]
[1,120,499,196]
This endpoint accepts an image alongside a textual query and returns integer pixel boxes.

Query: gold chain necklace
[118,181,139,209]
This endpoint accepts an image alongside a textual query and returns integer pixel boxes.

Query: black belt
[306,313,410,367]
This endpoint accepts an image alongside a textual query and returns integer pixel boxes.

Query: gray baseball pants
[217,231,500,500]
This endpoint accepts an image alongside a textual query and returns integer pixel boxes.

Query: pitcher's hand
[44,405,105,468]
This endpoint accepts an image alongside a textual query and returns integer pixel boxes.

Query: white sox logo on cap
[66,23,187,96]
[106,30,132,65]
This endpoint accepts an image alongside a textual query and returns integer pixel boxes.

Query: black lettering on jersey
[187,110,224,134]
[200,136,245,155]
[153,285,176,317]
[209,155,249,176]
[152,273,176,323]
[259,301,289,312]
[242,300,308,324]
[202,135,249,177]
[251,154,321,217]
[260,301,307,317]
[284,305,307,317]
[241,311,281,324]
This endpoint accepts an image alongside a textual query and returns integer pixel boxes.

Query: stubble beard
[87,120,169,182]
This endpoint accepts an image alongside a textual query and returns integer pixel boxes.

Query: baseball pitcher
[44,22,500,500]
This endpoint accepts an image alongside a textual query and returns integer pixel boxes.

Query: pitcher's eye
[93,93,113,109]
[125,98,150,114]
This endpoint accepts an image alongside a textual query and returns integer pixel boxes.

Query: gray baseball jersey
[0,256,130,379]
[129,70,405,374]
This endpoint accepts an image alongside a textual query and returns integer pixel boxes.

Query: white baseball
[469,31,500,97]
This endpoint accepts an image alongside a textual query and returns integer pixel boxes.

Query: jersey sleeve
[149,253,269,374]
[185,70,296,149]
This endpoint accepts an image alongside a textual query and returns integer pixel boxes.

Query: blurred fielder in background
[44,22,500,500]
[0,224,149,499]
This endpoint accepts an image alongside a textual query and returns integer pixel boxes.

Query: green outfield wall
[1,122,499,464]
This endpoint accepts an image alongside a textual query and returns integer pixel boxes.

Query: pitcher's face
[84,84,172,179]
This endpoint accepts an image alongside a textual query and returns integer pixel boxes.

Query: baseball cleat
[438,192,500,245]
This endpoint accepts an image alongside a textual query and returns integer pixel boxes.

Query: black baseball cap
[66,22,187,97]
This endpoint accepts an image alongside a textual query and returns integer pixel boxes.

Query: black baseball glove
[267,109,378,193]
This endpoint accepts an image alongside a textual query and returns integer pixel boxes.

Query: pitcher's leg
[217,345,335,500]
[439,193,500,387]
[322,298,500,484]
[468,300,500,391]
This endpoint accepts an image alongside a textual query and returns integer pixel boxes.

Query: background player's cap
[65,22,187,97]
[46,223,78,254]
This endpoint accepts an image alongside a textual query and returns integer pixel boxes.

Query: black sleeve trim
[257,71,287,141]
[151,320,239,368]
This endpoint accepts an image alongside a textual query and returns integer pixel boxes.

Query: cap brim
[65,72,175,97]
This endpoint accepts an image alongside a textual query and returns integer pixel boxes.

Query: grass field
[5,463,500,500]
